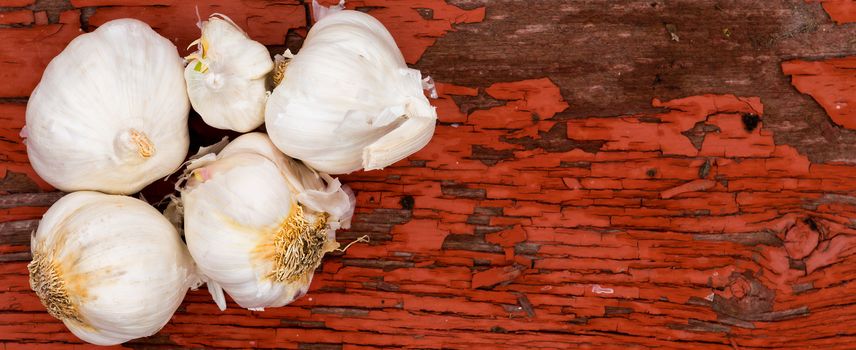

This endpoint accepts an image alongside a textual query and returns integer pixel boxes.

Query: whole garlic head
[185,14,273,132]
[180,133,355,311]
[29,191,199,345]
[24,19,190,195]
[265,10,437,174]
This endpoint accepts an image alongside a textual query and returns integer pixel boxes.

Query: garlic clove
[363,114,436,171]
[185,14,273,132]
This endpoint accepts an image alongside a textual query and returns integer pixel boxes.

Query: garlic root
[28,249,81,324]
[268,203,337,284]
[271,51,293,87]
[114,128,156,161]
[130,129,155,158]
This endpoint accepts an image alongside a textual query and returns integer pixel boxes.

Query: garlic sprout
[265,10,437,174]
[24,19,190,194]
[28,191,199,345]
[185,14,273,132]
[180,133,354,310]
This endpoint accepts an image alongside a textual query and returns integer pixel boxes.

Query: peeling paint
[806,0,856,24]
[783,56,856,130]
[2,1,856,349]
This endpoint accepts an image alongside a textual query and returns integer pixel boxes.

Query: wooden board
[2,0,856,349]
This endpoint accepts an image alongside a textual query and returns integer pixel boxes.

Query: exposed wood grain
[0,192,62,209]
[0,219,36,243]
[1,0,856,349]
[422,0,856,163]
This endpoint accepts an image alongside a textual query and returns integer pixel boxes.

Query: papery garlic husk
[185,14,273,132]
[179,132,355,311]
[24,19,190,194]
[265,10,437,174]
[28,191,200,345]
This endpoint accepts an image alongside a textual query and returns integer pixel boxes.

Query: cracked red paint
[2,2,856,349]
[807,0,856,24]
[0,11,80,97]
[0,104,53,195]
[0,10,33,25]
[783,56,856,130]
[79,0,307,47]
[784,219,820,260]
[471,265,524,290]
[326,0,486,63]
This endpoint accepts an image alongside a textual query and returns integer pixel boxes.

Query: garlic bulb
[265,10,437,174]
[185,14,273,132]
[24,19,190,194]
[28,191,199,345]
[180,133,355,310]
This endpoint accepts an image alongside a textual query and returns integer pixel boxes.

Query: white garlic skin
[265,10,437,174]
[185,15,273,132]
[24,19,189,195]
[184,149,308,310]
[30,191,197,345]
[181,133,354,310]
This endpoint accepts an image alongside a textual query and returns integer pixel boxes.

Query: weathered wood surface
[2,0,856,349]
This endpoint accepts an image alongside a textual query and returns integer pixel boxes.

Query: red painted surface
[0,10,33,25]
[782,56,856,130]
[82,0,307,46]
[808,0,856,24]
[0,104,52,193]
[0,11,80,97]
[316,0,485,63]
[2,1,856,349]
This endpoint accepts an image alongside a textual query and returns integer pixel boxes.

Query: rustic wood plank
[421,0,856,163]
[2,0,856,349]
[0,192,63,209]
